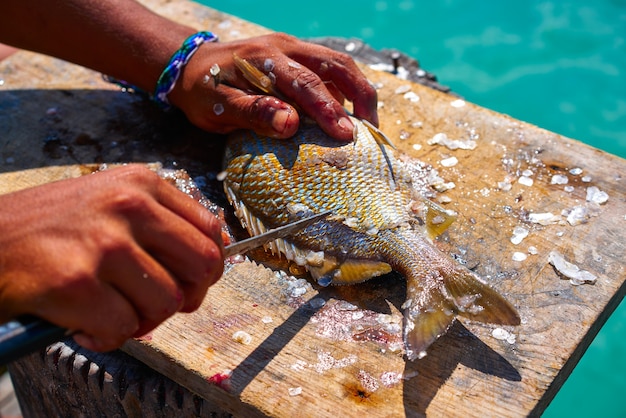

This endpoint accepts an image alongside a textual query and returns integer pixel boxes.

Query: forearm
[0,0,195,91]
[1,0,379,140]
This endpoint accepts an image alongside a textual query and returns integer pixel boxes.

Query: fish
[222,117,520,360]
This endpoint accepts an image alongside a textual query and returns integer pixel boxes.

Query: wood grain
[1,0,624,416]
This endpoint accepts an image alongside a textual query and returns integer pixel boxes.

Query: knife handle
[0,315,69,365]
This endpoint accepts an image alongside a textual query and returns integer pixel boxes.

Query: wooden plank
[0,0,624,416]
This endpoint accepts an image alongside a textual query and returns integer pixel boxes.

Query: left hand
[169,33,379,141]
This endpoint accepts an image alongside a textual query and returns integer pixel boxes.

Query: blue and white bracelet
[152,31,219,108]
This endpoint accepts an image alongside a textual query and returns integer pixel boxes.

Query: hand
[0,165,224,352]
[169,33,379,141]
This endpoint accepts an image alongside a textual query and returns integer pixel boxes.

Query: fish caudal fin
[402,286,456,360]
[403,263,519,361]
[443,265,520,326]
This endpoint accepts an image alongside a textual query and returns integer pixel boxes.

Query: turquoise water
[199,1,626,415]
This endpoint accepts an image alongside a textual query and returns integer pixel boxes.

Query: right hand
[0,165,224,352]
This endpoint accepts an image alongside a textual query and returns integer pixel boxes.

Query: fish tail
[402,289,456,361]
[402,259,520,361]
[443,264,520,326]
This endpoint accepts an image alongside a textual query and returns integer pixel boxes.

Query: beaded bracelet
[153,31,219,108]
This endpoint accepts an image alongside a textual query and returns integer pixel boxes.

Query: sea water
[198,1,626,416]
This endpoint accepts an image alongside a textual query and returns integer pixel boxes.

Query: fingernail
[338,116,354,133]
[272,108,295,136]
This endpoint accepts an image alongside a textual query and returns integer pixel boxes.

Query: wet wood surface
[1,0,625,416]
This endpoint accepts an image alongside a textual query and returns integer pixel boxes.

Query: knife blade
[0,210,331,365]
[223,209,331,257]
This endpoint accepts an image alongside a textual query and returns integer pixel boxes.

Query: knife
[0,210,331,365]
[222,209,330,257]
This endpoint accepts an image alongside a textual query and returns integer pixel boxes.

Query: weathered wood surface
[1,0,624,416]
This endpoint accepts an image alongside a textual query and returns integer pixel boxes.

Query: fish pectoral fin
[443,266,521,326]
[332,259,393,284]
[402,286,456,361]
[310,258,392,286]
[423,199,457,239]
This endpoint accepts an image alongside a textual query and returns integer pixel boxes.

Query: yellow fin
[423,199,457,239]
[232,53,299,110]
[402,255,519,360]
[232,53,280,96]
[333,259,393,284]
[403,287,456,361]
[443,266,520,326]
[311,258,393,286]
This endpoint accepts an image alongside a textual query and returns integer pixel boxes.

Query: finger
[292,47,379,127]
[185,83,300,138]
[36,280,140,352]
[270,61,355,140]
[131,211,221,313]
[324,80,347,105]
[237,94,300,138]
[77,288,139,351]
[152,178,225,259]
[317,58,379,127]
[96,166,224,311]
[98,241,184,324]
[142,181,225,311]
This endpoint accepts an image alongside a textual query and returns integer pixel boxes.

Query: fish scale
[223,117,519,360]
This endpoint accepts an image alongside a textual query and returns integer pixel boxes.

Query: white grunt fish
[222,117,520,360]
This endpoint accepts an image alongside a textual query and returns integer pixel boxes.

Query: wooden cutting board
[1,0,624,416]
